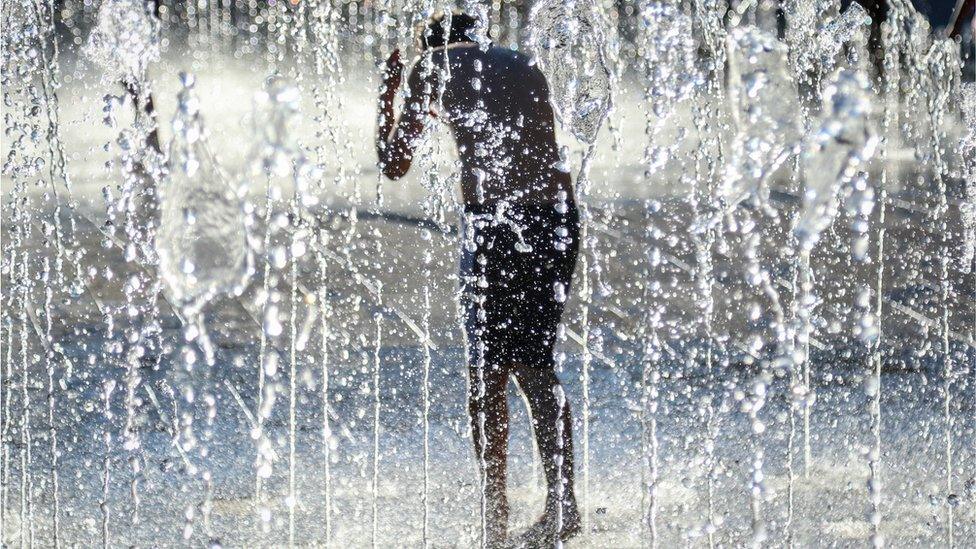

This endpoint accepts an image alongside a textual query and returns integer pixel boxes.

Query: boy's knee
[513,363,557,392]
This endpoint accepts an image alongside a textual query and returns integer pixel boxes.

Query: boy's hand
[380,49,403,97]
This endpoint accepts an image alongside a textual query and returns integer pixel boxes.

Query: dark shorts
[460,201,580,369]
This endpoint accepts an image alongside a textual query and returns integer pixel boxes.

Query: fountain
[1,0,973,546]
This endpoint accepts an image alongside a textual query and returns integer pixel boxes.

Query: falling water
[529,2,614,538]
[371,301,383,548]
[2,0,974,546]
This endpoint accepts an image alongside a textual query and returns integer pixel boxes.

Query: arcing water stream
[1,0,974,546]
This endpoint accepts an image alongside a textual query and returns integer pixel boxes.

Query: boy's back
[416,45,571,206]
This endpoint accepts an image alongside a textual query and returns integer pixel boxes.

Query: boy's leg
[512,363,579,534]
[468,357,511,546]
[461,222,512,545]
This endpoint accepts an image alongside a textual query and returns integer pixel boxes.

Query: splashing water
[719,27,802,211]
[639,3,699,122]
[960,83,976,272]
[84,0,160,83]
[784,0,872,82]
[157,73,250,315]
[795,70,878,250]
[528,0,612,144]
[814,3,872,75]
[1,0,974,547]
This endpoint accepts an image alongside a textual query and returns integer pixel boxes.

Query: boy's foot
[507,504,581,548]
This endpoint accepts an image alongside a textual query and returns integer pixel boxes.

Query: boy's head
[420,12,488,50]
